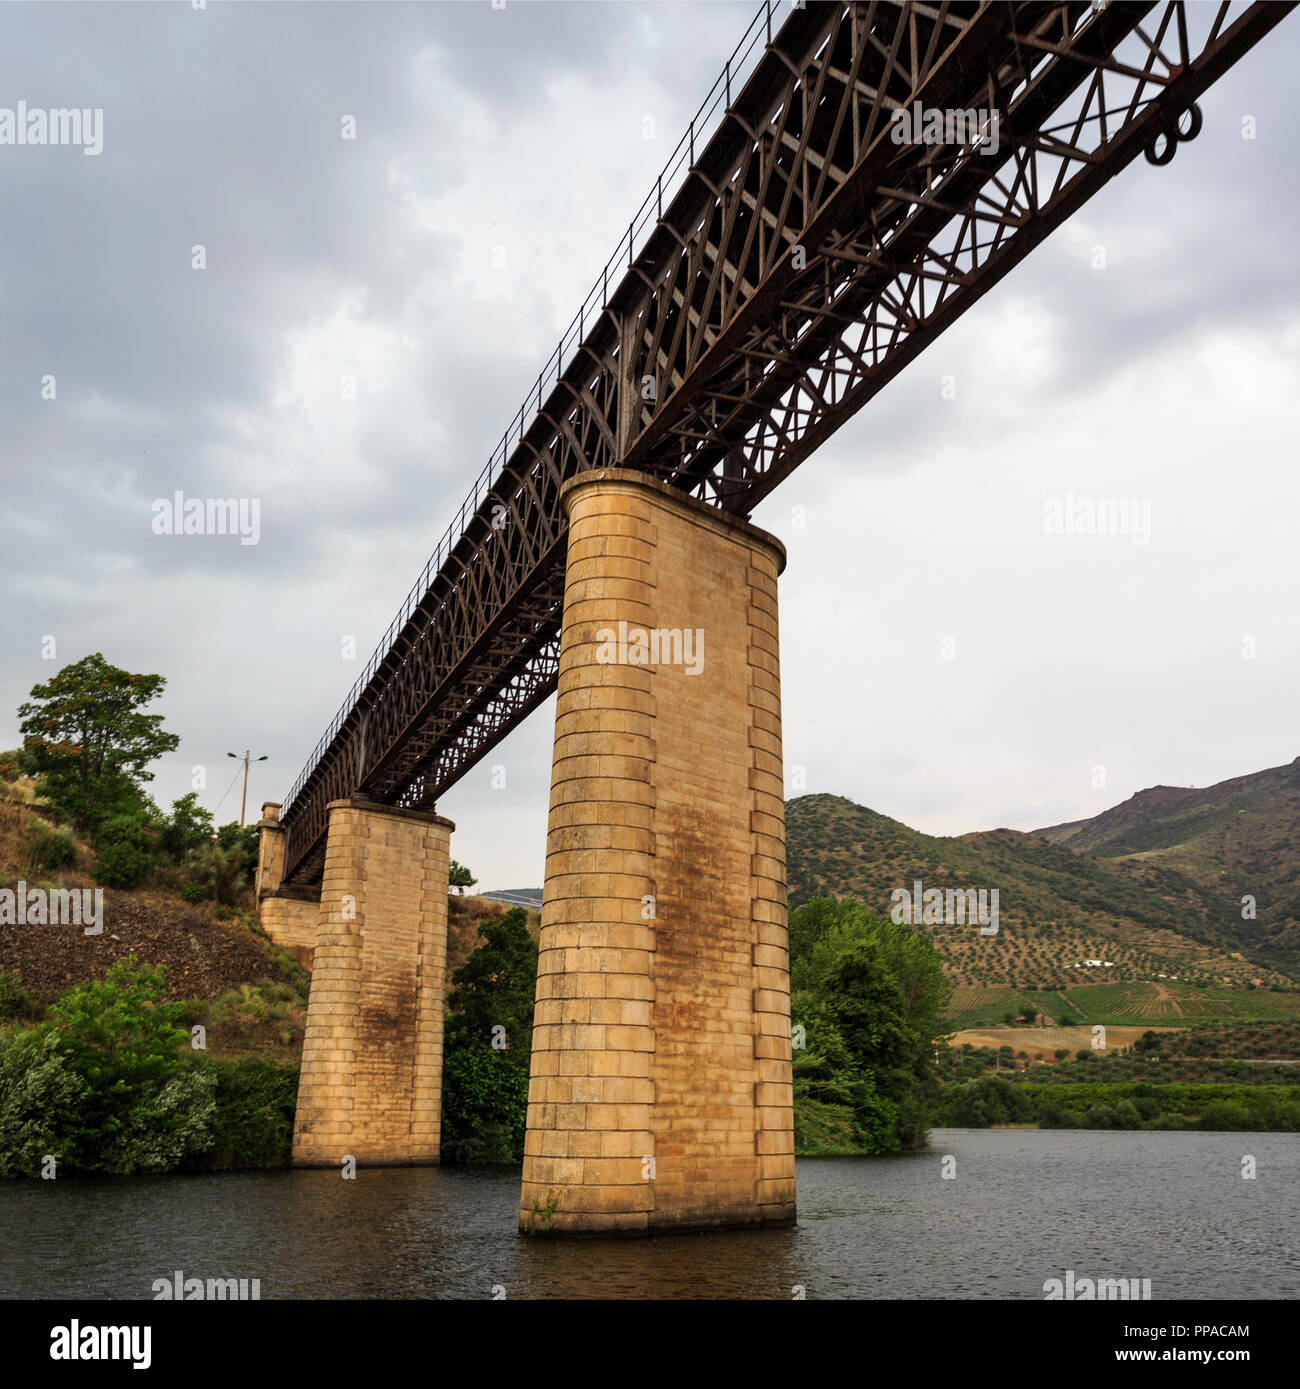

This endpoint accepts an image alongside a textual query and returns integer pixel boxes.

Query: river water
[1,1130,1295,1299]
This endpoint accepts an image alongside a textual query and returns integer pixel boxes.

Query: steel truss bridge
[278,0,1293,884]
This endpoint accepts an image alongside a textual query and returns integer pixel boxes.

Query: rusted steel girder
[279,0,1292,884]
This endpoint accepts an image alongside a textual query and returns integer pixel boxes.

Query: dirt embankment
[0,889,284,1001]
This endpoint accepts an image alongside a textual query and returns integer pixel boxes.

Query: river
[1,1129,1295,1299]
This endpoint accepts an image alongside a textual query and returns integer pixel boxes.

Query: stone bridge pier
[519,467,795,1235]
[258,799,453,1168]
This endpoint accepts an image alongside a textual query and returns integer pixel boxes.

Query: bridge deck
[279,0,1292,884]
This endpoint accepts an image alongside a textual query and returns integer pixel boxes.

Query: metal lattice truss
[279,0,1291,883]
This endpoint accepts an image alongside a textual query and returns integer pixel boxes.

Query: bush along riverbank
[0,957,297,1176]
[931,1075,1300,1131]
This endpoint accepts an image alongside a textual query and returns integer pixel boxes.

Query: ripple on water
[0,1130,1294,1299]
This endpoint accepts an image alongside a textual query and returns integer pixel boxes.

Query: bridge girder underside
[279,0,1292,884]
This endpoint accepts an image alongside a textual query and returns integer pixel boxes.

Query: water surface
[1,1130,1294,1299]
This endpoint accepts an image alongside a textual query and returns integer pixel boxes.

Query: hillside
[785,792,1295,994]
[1032,757,1300,976]
[0,796,532,1006]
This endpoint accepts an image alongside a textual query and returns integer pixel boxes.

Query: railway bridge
[254,0,1292,1234]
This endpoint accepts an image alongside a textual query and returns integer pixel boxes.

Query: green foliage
[0,973,37,1021]
[18,654,179,831]
[181,1056,298,1169]
[177,821,257,904]
[440,908,537,1163]
[37,956,215,1173]
[0,1032,87,1176]
[933,1079,1300,1131]
[26,821,78,873]
[1198,1100,1251,1131]
[161,793,213,861]
[789,897,950,1154]
[448,859,478,894]
[95,838,154,890]
[0,966,301,1177]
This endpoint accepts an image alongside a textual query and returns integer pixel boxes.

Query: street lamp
[226,750,268,828]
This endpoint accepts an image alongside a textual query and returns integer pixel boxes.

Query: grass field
[942,982,1300,1030]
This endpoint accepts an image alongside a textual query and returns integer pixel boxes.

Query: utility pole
[226,750,268,828]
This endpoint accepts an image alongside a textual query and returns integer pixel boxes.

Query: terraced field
[942,981,1300,1029]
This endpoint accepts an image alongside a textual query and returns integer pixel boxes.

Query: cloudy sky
[2,0,1297,890]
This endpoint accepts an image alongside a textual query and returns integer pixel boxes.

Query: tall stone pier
[519,467,795,1235]
[289,799,454,1167]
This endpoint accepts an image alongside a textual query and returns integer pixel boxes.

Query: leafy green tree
[18,654,178,830]
[440,908,537,1162]
[788,897,950,1151]
[161,792,214,861]
[449,859,477,895]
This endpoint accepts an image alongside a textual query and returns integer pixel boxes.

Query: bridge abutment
[256,803,320,969]
[291,799,454,1167]
[520,467,795,1235]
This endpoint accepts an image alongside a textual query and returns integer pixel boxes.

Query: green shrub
[181,1056,298,1170]
[42,957,214,1173]
[0,973,36,1021]
[95,840,152,889]
[27,822,78,873]
[1199,1101,1251,1132]
[0,1031,86,1176]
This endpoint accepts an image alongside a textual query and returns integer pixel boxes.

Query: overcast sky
[2,1,1297,890]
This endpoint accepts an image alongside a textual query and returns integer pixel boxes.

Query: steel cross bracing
[279,0,1292,884]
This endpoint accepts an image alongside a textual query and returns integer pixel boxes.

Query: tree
[440,908,537,1161]
[786,897,951,1152]
[18,654,178,829]
[161,792,214,861]
[449,859,477,895]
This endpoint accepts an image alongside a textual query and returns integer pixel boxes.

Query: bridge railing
[281,0,782,823]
